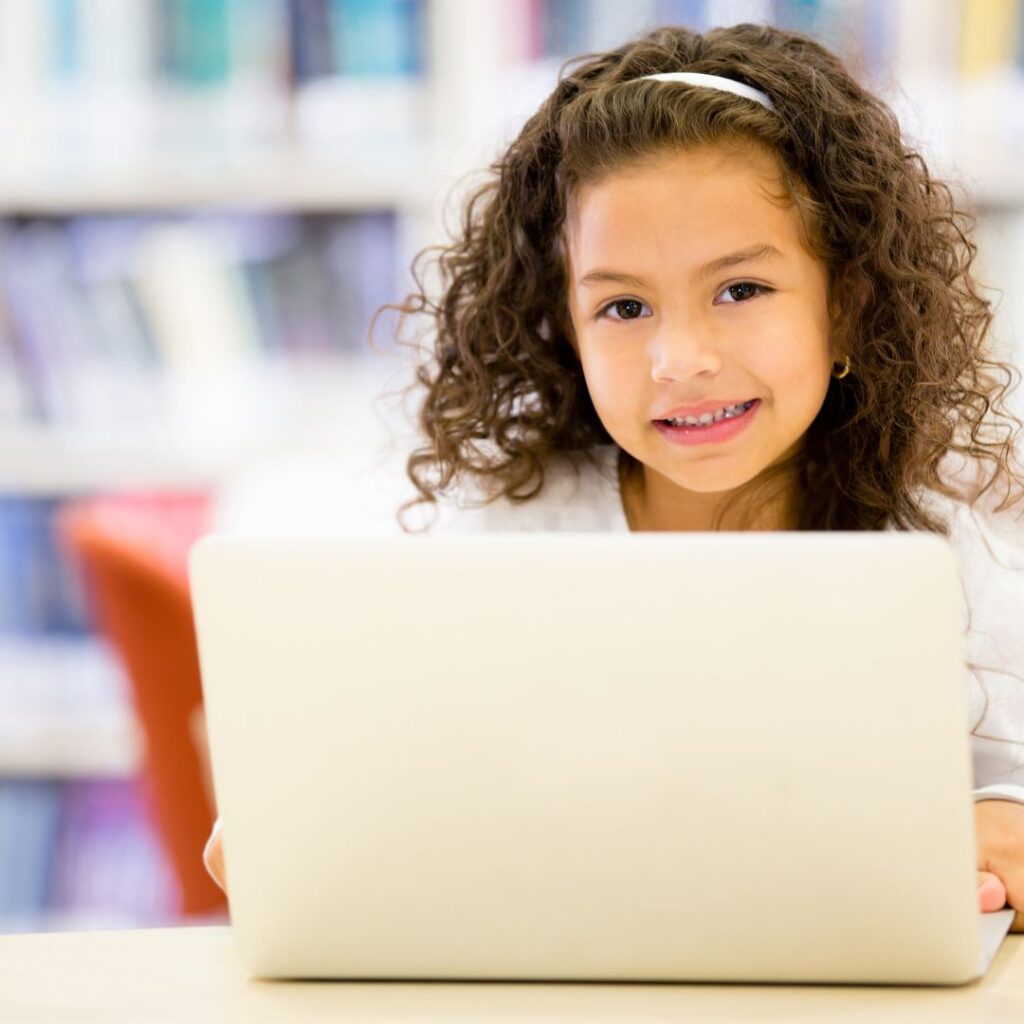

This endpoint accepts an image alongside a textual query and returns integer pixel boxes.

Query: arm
[970,668,1024,930]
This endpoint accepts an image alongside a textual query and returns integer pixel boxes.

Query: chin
[667,469,761,495]
[646,450,764,494]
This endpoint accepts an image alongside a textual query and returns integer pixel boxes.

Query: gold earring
[832,356,851,380]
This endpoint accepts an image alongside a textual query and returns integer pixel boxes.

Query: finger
[977,871,1007,913]
[203,823,227,894]
[991,848,1024,917]
[1012,910,1024,934]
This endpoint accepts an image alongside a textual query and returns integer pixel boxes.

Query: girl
[207,22,1024,928]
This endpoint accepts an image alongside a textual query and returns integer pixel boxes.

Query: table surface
[1,926,1023,1023]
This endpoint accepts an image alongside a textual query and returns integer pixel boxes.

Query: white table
[1,926,1023,1022]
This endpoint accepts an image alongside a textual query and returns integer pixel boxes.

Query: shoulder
[896,462,1024,779]
[938,479,1024,789]
[924,461,1024,698]
[931,452,1024,574]
[431,445,628,534]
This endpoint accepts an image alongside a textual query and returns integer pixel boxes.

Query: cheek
[773,348,829,389]
[578,341,645,418]
[754,315,832,390]
[764,343,833,428]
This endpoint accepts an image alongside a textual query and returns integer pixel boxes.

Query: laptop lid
[190,532,1002,984]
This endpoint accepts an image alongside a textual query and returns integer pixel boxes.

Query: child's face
[565,144,835,502]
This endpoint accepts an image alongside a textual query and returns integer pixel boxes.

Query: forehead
[566,144,804,270]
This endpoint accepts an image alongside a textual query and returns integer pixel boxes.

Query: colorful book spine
[47,0,81,81]
[1019,0,1024,71]
[36,0,426,91]
[540,0,591,58]
[158,0,233,87]
[0,776,178,932]
[48,778,178,925]
[329,0,426,76]
[0,212,400,430]
[515,0,545,62]
[771,0,829,35]
[658,0,709,30]
[0,496,90,636]
[288,0,336,83]
[0,780,63,928]
[323,213,400,352]
[959,0,1020,77]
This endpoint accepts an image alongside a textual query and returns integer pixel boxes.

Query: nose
[649,321,723,384]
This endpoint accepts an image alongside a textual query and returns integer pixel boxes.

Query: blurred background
[1,0,1022,934]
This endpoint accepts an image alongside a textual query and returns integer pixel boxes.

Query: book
[288,0,336,83]
[329,0,425,76]
[540,0,591,57]
[293,0,427,148]
[158,0,232,87]
[48,778,178,926]
[0,779,63,929]
[960,0,1019,78]
[0,496,90,635]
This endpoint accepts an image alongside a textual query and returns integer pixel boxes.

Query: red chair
[59,492,226,917]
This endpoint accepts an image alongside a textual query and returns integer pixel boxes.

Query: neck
[618,453,801,532]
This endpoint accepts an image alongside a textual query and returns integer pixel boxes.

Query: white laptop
[189,532,1014,984]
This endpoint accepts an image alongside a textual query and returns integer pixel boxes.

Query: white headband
[638,72,775,112]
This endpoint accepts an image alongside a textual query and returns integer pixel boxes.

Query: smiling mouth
[657,400,758,428]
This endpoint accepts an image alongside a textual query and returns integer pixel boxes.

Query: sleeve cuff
[973,784,1024,807]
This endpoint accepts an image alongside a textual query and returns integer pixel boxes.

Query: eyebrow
[577,243,784,289]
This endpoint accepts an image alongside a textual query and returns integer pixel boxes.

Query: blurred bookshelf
[2,0,1024,933]
[0,635,140,778]
[0,212,411,494]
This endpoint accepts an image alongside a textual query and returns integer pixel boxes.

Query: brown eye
[599,298,648,321]
[719,282,773,304]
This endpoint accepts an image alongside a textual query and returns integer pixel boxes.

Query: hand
[976,799,1024,932]
[203,820,228,895]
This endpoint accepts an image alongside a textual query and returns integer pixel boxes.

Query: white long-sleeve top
[430,443,1024,807]
[211,442,1024,806]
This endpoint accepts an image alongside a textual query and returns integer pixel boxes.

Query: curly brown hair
[386,21,1023,534]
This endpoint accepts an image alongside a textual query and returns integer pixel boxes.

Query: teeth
[664,401,751,428]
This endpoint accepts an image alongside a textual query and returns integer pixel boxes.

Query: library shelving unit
[1,0,1023,928]
[0,2,531,496]
[1,1,1023,499]
[0,0,491,930]
[0,634,140,779]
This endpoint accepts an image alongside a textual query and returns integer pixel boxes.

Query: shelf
[0,635,140,779]
[0,427,229,494]
[0,143,444,215]
[0,355,412,494]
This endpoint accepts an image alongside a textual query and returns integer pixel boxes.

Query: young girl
[206,22,1024,928]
